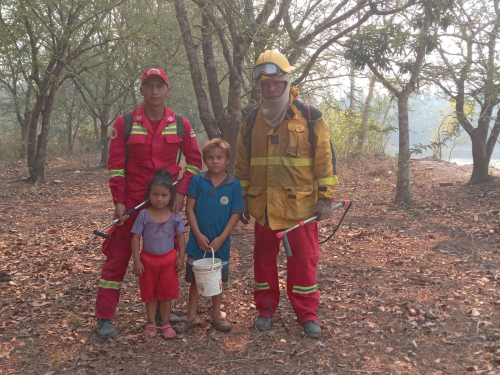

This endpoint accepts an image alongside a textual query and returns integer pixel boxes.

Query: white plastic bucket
[193,248,223,297]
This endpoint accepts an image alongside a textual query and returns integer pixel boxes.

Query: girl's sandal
[160,325,176,339]
[143,324,157,337]
[173,319,198,334]
[213,318,232,332]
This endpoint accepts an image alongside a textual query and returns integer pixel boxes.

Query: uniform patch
[111,127,118,139]
[220,196,229,205]
[135,115,143,121]
[190,129,196,137]
[147,68,161,75]
[167,116,174,122]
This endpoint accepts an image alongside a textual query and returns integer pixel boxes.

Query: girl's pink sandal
[160,324,176,339]
[143,324,157,337]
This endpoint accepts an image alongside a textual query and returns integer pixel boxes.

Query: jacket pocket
[246,186,266,220]
[126,134,146,161]
[284,185,315,221]
[165,134,182,145]
[286,123,312,158]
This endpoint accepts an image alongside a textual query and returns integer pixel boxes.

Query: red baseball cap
[141,67,169,86]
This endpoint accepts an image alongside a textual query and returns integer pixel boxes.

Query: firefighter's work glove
[240,198,250,224]
[314,199,333,221]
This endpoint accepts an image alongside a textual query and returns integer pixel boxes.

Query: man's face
[260,80,287,100]
[140,76,170,106]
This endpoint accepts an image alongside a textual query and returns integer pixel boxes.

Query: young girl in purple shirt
[131,169,186,339]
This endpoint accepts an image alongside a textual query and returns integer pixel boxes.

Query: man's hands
[172,192,185,216]
[314,199,333,221]
[132,259,145,277]
[113,203,128,225]
[239,199,250,224]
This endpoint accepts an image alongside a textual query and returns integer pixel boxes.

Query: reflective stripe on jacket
[108,104,202,203]
[234,86,338,230]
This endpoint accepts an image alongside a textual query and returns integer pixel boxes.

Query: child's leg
[187,282,200,321]
[211,292,223,320]
[160,300,172,326]
[159,299,176,339]
[145,299,157,325]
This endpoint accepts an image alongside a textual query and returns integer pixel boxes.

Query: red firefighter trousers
[253,222,320,324]
[95,197,144,320]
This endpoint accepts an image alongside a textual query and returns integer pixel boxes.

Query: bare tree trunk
[28,85,57,183]
[201,12,224,121]
[395,93,411,204]
[468,127,491,184]
[70,107,82,154]
[19,86,32,159]
[349,60,356,110]
[357,74,376,152]
[27,96,45,177]
[130,79,138,108]
[20,118,29,159]
[174,0,219,139]
[66,91,76,153]
[99,108,111,167]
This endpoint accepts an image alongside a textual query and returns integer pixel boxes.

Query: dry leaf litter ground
[1,155,500,375]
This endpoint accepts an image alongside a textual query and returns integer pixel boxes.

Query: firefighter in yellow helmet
[234,50,339,338]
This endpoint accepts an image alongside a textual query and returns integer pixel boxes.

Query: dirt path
[1,155,499,375]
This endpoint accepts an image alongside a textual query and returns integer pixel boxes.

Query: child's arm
[175,232,186,272]
[131,233,145,277]
[185,196,210,251]
[209,213,240,252]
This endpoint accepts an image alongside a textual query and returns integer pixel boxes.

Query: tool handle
[93,230,111,239]
[283,236,293,257]
[124,207,136,216]
[299,215,318,227]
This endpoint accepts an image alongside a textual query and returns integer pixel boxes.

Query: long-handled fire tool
[276,200,352,257]
[83,180,179,251]
[83,200,148,251]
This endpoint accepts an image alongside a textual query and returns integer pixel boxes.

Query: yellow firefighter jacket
[234,86,338,230]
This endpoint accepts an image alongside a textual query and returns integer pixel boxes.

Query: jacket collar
[200,170,234,187]
[132,104,177,135]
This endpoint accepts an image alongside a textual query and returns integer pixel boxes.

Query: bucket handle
[202,246,215,270]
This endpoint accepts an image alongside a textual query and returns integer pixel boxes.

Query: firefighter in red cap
[96,67,202,338]
[235,50,338,338]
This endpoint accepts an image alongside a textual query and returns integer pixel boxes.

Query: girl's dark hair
[146,169,176,208]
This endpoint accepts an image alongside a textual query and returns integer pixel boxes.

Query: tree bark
[18,86,32,159]
[20,118,30,159]
[394,93,411,204]
[349,60,356,110]
[29,84,58,183]
[99,108,111,167]
[174,0,219,139]
[67,91,76,153]
[357,74,375,152]
[468,129,491,184]
[92,114,99,146]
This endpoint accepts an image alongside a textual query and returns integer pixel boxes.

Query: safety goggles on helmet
[252,62,286,82]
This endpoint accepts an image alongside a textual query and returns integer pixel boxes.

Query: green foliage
[344,24,407,71]
[426,102,468,160]
[320,96,396,158]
